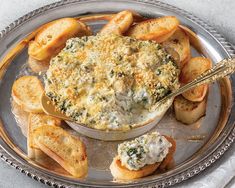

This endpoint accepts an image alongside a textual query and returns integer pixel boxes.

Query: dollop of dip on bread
[110,131,176,180]
[118,131,172,170]
[45,34,179,130]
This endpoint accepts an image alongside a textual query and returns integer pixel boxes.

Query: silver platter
[0,0,234,187]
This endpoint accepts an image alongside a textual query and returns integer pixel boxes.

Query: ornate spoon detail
[155,58,235,107]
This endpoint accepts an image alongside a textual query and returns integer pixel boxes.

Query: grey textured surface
[0,0,234,188]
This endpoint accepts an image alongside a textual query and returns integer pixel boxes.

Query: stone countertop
[0,0,234,187]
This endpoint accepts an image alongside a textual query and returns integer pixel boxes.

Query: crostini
[126,16,179,43]
[110,132,176,180]
[162,27,191,68]
[28,113,61,159]
[180,57,212,102]
[174,95,207,124]
[33,125,88,178]
[100,10,134,35]
[28,18,92,61]
[12,76,44,113]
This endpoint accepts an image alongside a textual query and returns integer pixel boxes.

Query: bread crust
[110,136,176,180]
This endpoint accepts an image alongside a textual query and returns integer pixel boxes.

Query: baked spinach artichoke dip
[44,34,180,130]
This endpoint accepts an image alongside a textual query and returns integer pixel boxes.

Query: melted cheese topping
[45,34,179,130]
[118,131,172,170]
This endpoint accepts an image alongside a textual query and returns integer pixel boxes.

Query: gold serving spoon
[41,58,235,120]
[154,58,235,108]
[41,93,71,120]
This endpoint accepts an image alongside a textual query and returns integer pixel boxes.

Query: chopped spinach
[127,148,138,156]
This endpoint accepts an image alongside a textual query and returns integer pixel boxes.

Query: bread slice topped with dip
[110,131,176,180]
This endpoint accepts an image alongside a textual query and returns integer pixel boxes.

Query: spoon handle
[156,58,235,106]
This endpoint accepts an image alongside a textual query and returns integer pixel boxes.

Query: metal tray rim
[0,0,234,187]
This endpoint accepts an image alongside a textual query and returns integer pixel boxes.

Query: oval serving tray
[0,0,234,188]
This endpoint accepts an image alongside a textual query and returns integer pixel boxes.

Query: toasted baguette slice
[126,16,179,43]
[28,113,61,151]
[180,57,212,102]
[162,27,190,68]
[174,95,206,125]
[28,18,92,61]
[27,113,63,171]
[28,56,50,73]
[100,10,134,35]
[33,125,88,178]
[110,136,176,180]
[179,25,204,55]
[12,76,44,113]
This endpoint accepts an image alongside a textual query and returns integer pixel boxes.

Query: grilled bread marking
[100,10,134,35]
[12,76,44,113]
[126,16,179,43]
[180,57,212,102]
[174,95,206,125]
[33,125,88,178]
[28,18,92,61]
